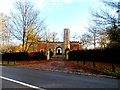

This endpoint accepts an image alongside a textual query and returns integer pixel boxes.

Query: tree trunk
[22,27,26,52]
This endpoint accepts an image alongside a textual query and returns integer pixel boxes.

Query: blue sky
[0,0,102,42]
[39,1,101,41]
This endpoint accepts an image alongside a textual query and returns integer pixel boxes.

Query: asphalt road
[1,66,120,89]
[1,79,29,88]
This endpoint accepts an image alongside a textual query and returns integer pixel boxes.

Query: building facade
[37,28,82,55]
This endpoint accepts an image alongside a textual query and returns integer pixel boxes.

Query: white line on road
[0,76,45,90]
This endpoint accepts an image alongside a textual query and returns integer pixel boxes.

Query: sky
[0,0,103,42]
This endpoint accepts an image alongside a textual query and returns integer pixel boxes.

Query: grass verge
[101,70,120,78]
[0,61,16,66]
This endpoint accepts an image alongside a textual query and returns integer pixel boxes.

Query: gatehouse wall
[36,28,82,55]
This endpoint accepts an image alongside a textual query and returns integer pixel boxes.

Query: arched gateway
[56,46,63,55]
[46,42,64,56]
[36,28,82,56]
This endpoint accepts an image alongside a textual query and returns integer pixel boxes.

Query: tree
[7,1,46,52]
[102,0,118,9]
[87,24,109,49]
[25,32,40,52]
[99,30,109,49]
[51,31,58,42]
[0,13,11,53]
[41,30,52,42]
[42,30,58,42]
[90,0,120,47]
[87,25,100,49]
[106,25,120,47]
[72,33,80,41]
[80,33,92,49]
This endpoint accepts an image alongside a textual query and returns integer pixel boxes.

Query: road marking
[0,76,45,90]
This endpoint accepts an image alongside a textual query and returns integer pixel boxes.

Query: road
[1,79,29,88]
[1,66,120,89]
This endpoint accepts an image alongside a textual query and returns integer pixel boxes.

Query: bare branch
[102,0,118,9]
[7,1,46,52]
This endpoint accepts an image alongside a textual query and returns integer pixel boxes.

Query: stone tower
[64,28,70,50]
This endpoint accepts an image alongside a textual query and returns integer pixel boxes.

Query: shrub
[49,49,53,58]
[65,48,69,56]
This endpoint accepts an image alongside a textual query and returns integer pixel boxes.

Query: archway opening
[56,47,62,55]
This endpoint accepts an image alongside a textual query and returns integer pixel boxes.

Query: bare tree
[41,29,58,42]
[7,1,46,52]
[99,30,109,49]
[90,0,120,47]
[41,29,52,42]
[0,13,11,52]
[72,33,80,41]
[87,24,101,49]
[80,33,92,49]
[51,31,58,42]
[102,0,118,9]
[91,9,117,28]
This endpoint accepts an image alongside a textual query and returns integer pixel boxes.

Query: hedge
[1,51,46,61]
[68,47,120,63]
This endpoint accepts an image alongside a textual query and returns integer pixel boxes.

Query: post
[66,50,69,60]
[47,51,50,60]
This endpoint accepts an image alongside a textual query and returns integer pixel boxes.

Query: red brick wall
[70,42,82,51]
[47,44,55,52]
[37,43,46,52]
[37,42,82,54]
[37,43,56,54]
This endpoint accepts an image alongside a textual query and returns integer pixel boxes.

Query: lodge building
[36,28,82,55]
[15,28,82,55]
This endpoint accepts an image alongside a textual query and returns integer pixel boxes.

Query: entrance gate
[56,47,62,55]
